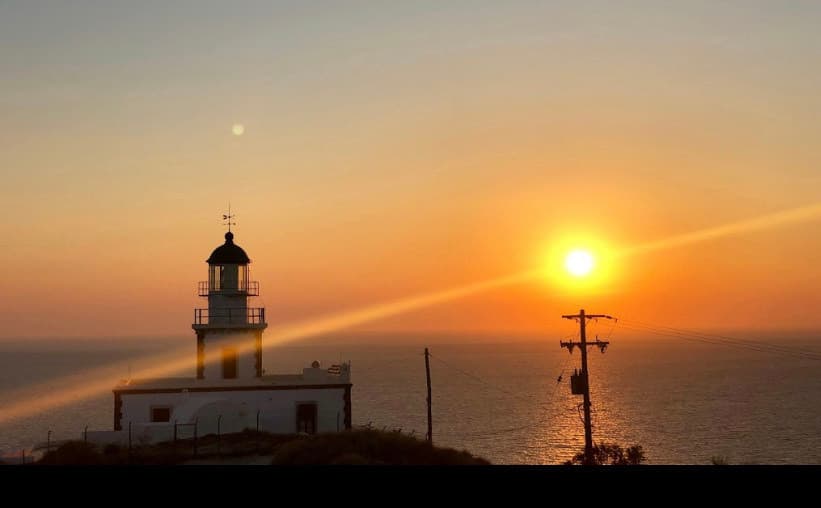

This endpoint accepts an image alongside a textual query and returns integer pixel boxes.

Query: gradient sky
[2,1,821,339]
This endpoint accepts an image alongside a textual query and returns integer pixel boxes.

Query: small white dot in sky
[232,124,245,136]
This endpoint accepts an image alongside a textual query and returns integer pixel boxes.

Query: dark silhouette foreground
[34,429,490,465]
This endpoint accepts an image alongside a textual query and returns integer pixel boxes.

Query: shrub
[565,441,646,465]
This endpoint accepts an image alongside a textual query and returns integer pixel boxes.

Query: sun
[565,249,595,277]
[537,233,616,292]
[232,123,245,136]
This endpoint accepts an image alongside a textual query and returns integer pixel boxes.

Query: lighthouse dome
[207,232,251,264]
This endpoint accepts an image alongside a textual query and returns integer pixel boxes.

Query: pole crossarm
[560,338,610,353]
[562,314,615,320]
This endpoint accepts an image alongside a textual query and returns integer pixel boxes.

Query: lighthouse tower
[104,219,352,443]
[192,231,267,380]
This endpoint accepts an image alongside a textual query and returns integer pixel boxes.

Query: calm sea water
[1,333,820,464]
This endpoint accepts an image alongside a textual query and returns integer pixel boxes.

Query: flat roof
[114,373,349,391]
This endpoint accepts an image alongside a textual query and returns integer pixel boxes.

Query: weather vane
[223,203,236,232]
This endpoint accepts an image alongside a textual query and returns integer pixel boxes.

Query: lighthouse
[193,230,266,380]
[99,219,352,445]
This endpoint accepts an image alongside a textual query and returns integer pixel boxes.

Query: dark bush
[565,441,646,465]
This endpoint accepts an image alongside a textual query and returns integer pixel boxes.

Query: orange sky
[2,2,821,339]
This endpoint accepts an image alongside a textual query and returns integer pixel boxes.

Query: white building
[99,230,351,445]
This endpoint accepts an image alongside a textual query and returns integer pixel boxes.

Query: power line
[621,318,821,357]
[619,322,782,354]
[427,352,536,404]
[423,326,615,448]
[618,320,821,361]
[620,321,821,360]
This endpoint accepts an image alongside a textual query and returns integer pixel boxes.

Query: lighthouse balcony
[198,280,259,297]
[192,307,266,329]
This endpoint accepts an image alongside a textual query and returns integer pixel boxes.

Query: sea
[1,331,820,465]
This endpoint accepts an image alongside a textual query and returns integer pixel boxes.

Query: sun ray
[3,202,821,425]
[616,202,821,258]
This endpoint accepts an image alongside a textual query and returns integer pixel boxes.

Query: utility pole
[424,347,433,444]
[560,309,613,465]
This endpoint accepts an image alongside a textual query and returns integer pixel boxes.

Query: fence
[13,410,273,464]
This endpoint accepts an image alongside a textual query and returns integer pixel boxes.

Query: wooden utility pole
[560,309,613,465]
[424,347,433,444]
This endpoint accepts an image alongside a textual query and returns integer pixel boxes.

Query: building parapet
[114,362,351,392]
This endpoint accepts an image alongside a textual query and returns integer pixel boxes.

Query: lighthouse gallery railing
[193,308,265,326]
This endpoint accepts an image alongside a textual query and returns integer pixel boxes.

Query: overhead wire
[428,347,578,440]
[427,352,537,405]
[618,320,821,361]
[428,320,612,442]
[421,316,818,454]
[621,318,821,357]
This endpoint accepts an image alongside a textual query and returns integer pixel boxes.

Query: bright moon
[232,124,245,136]
[565,250,595,277]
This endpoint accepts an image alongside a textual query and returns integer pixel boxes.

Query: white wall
[119,387,347,438]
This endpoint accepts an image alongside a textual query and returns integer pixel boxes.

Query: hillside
[34,429,490,465]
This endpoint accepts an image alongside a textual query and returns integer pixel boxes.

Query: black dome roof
[207,232,251,264]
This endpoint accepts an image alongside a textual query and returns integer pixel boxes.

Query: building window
[222,347,238,379]
[296,402,317,434]
[151,407,171,423]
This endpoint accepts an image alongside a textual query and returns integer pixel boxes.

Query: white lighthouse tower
[193,230,266,380]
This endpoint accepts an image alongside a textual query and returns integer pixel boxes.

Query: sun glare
[565,249,595,277]
[538,233,613,292]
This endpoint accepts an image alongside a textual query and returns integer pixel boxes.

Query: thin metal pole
[84,426,88,443]
[256,410,261,453]
[193,418,198,458]
[424,347,433,444]
[217,415,222,457]
[47,430,51,454]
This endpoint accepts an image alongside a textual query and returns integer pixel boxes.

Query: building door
[296,403,317,434]
[222,347,238,379]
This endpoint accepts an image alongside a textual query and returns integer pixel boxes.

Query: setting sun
[565,250,595,277]
[537,233,616,294]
